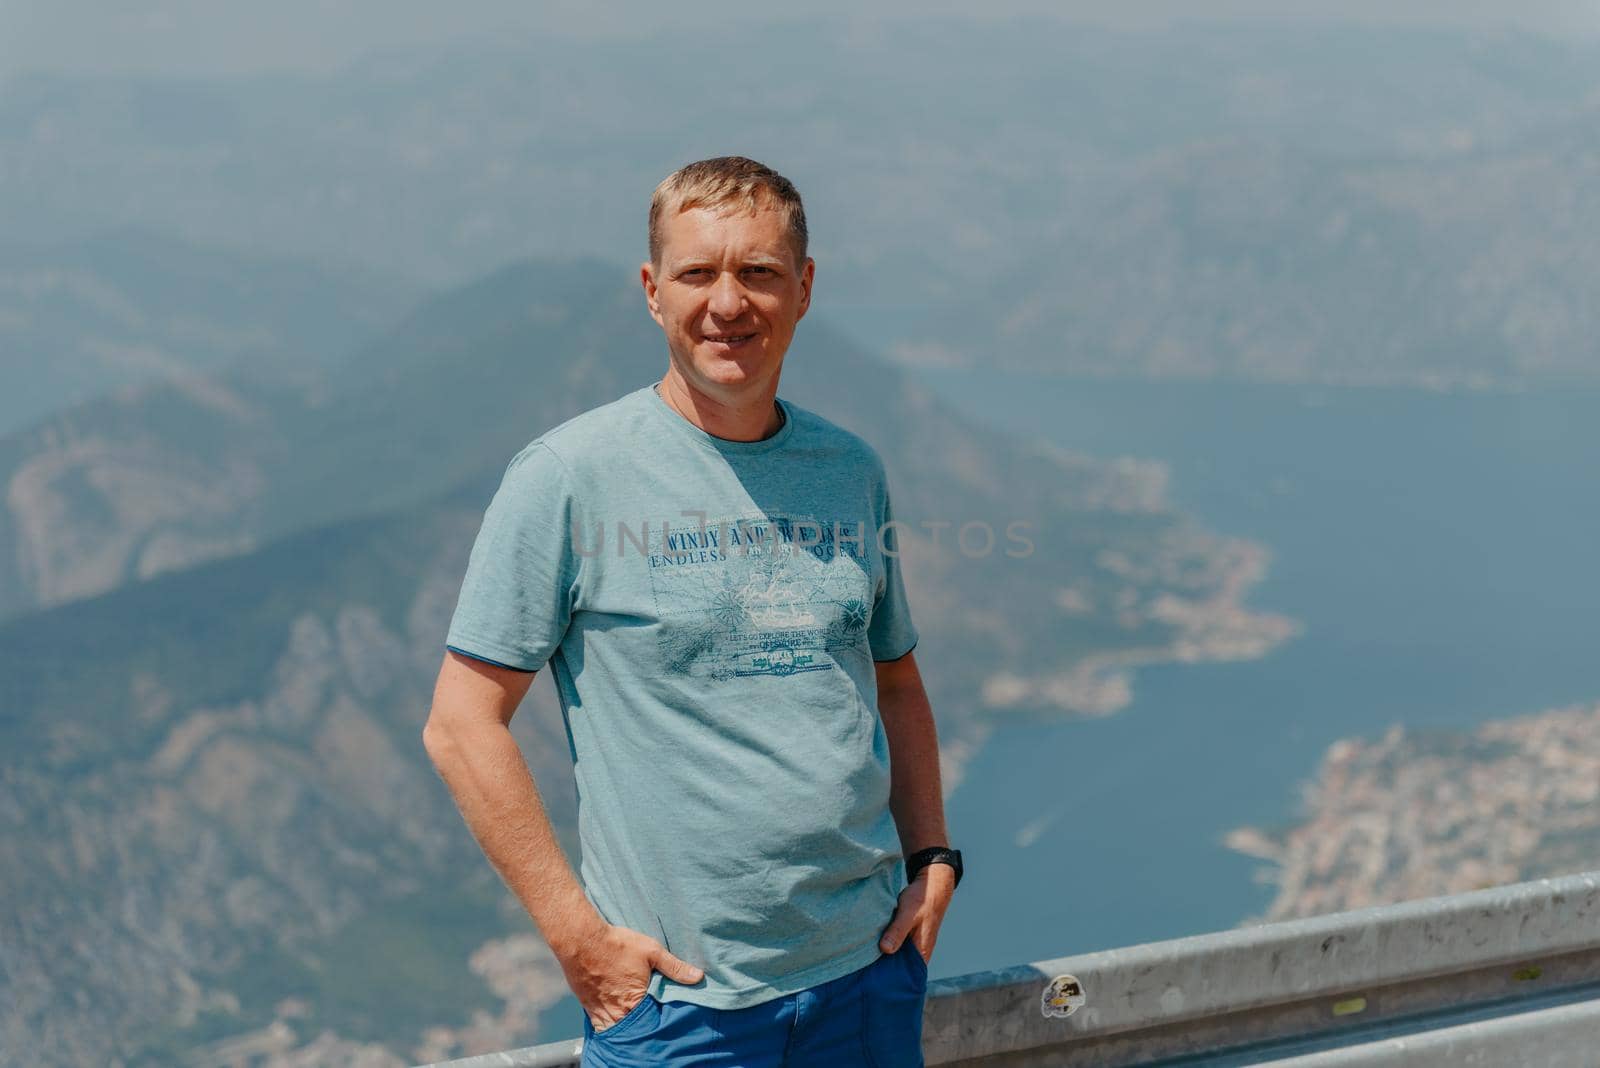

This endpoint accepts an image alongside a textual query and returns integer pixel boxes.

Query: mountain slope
[0,227,421,437]
[0,258,640,622]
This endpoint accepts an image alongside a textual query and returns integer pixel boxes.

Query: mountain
[0,257,1292,1064]
[4,21,1600,388]
[0,228,421,437]
[0,493,557,1066]
[891,111,1600,389]
[0,258,638,622]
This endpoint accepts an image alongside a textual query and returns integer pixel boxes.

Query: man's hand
[877,862,957,965]
[561,915,705,1031]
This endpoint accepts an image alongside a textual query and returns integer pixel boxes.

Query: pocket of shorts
[860,947,928,1067]
[902,940,929,984]
[591,991,656,1041]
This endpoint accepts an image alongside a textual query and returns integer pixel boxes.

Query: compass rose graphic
[710,584,751,633]
[838,598,869,632]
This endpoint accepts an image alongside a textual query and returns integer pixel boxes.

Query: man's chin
[696,339,765,364]
[691,353,773,384]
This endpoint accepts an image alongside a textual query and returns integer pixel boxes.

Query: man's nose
[708,272,746,319]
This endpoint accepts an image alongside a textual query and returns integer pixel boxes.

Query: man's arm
[421,649,704,1027]
[876,649,948,856]
[422,650,603,958]
[875,649,958,958]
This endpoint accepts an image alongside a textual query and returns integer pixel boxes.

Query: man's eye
[746,266,773,275]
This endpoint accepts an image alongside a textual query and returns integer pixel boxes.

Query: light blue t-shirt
[445,380,920,1010]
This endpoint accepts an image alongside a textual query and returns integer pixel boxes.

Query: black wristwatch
[905,847,963,889]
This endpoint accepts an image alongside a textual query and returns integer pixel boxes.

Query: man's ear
[796,257,815,321]
[640,261,664,326]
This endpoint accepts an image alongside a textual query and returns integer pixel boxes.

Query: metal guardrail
[416,870,1600,1067]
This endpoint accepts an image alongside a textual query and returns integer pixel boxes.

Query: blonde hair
[648,156,808,268]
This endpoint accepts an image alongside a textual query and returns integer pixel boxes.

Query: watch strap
[905,846,962,889]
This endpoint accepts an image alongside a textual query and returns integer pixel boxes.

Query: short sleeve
[867,466,919,662]
[445,441,580,673]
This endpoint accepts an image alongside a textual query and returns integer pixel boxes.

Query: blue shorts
[579,938,929,1067]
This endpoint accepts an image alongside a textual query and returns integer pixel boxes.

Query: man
[422,156,961,1066]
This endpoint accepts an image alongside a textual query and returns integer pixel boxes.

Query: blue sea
[910,370,1600,981]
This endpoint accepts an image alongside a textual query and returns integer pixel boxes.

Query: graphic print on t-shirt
[643,512,875,681]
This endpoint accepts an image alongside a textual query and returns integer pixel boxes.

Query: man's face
[642,202,814,402]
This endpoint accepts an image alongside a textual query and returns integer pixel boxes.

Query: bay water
[915,369,1600,980]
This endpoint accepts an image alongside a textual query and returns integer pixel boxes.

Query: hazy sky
[3,0,1598,79]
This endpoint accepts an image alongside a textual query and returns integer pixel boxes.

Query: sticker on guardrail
[1331,996,1367,1017]
[1042,974,1086,1018]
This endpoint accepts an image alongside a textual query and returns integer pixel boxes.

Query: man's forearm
[423,718,601,957]
[876,656,949,857]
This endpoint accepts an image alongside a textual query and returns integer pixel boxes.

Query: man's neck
[655,375,784,442]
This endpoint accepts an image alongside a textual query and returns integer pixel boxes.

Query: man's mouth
[704,333,757,347]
